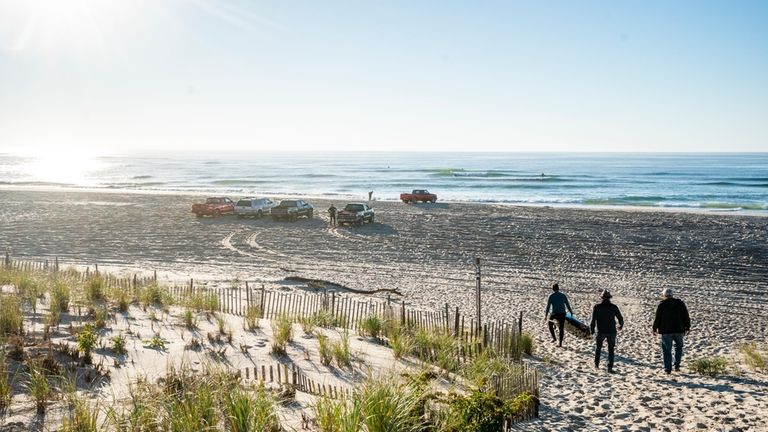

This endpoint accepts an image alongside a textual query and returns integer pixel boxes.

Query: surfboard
[564,313,591,339]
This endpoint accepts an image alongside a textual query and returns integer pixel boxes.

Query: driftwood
[284,276,403,296]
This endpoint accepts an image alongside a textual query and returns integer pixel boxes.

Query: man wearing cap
[590,290,624,373]
[653,288,691,374]
[544,283,573,347]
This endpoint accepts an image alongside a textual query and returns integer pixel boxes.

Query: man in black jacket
[590,290,624,373]
[653,288,691,374]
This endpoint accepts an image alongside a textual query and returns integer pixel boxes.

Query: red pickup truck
[400,189,437,203]
[192,197,235,217]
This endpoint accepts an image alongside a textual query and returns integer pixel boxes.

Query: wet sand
[1,188,767,430]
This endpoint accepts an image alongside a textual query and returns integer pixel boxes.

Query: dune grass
[332,330,352,368]
[690,356,729,376]
[244,306,261,331]
[316,332,333,366]
[26,365,51,413]
[271,315,293,355]
[0,296,23,337]
[0,351,11,409]
[519,332,535,355]
[738,343,766,372]
[359,315,383,339]
[76,323,99,365]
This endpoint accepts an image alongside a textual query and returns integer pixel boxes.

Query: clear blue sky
[0,0,766,154]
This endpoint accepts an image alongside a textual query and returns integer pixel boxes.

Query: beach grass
[690,356,729,377]
[738,343,766,371]
[271,315,293,355]
[244,306,261,330]
[359,315,383,339]
[332,330,352,368]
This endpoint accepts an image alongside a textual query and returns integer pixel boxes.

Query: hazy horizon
[1,1,767,154]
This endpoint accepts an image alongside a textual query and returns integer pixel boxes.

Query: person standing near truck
[328,204,338,227]
[328,204,337,227]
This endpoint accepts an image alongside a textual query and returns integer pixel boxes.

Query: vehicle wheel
[213,210,221,217]
[308,210,313,219]
[430,199,436,203]
[369,215,375,224]
[257,210,263,218]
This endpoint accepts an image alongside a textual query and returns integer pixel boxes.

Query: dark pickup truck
[192,197,235,217]
[337,203,375,226]
[399,189,437,203]
[271,200,314,221]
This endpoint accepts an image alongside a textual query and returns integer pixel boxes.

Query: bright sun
[20,148,105,186]
[0,0,146,54]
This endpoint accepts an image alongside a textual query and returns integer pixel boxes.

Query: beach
[1,188,767,430]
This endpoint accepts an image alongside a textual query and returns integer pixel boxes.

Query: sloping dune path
[1,189,766,430]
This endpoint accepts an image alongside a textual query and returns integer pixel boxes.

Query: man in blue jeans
[652,288,691,374]
[590,290,624,373]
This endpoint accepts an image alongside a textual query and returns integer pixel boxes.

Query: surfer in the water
[590,290,624,373]
[544,283,573,347]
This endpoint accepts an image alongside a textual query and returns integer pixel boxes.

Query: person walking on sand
[544,283,573,347]
[653,288,691,374]
[327,204,337,227]
[590,290,624,373]
[368,190,373,201]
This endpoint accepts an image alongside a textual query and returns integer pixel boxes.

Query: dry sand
[1,189,767,431]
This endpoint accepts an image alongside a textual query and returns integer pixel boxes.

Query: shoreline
[1,184,766,218]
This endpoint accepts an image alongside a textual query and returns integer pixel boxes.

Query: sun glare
[21,149,104,186]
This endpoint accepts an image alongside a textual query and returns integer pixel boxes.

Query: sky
[0,0,766,155]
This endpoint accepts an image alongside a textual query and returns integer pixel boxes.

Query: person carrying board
[544,283,573,347]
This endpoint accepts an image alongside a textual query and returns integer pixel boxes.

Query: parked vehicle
[338,203,375,226]
[271,200,314,221]
[192,197,235,217]
[399,189,437,203]
[234,197,277,218]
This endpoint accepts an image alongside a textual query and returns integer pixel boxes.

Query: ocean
[1,152,767,212]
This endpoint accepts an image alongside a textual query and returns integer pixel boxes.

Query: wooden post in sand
[4,251,10,267]
[474,257,482,332]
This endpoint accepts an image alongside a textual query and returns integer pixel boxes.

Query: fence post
[518,311,523,334]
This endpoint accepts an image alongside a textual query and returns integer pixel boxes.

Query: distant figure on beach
[653,288,691,374]
[590,290,624,373]
[368,190,373,201]
[327,204,337,227]
[545,283,573,347]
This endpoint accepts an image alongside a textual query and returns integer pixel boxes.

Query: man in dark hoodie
[544,283,573,347]
[590,290,624,373]
[653,288,691,374]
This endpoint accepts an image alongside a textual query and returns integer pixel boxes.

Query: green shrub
[739,343,766,371]
[93,306,108,329]
[77,323,99,364]
[111,334,127,355]
[359,315,383,339]
[188,291,220,312]
[438,389,537,432]
[690,357,728,376]
[0,296,23,336]
[144,335,166,351]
